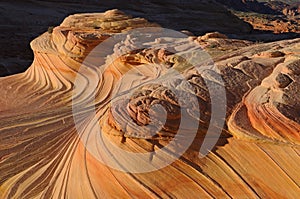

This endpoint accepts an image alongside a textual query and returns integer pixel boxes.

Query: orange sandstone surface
[0,10,299,198]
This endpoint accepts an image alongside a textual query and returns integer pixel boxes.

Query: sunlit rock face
[228,56,300,145]
[0,0,255,76]
[0,10,300,198]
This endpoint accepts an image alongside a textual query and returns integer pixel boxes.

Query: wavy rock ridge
[0,10,300,198]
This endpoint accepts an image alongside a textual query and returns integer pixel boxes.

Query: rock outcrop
[0,0,253,76]
[238,14,300,34]
[216,0,300,34]
[283,3,300,16]
[233,6,300,34]
[0,10,300,198]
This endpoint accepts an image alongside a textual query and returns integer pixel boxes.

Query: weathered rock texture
[283,3,300,16]
[216,0,300,35]
[0,10,300,198]
[0,0,253,76]
[237,12,300,34]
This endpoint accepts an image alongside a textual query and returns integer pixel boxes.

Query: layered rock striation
[0,0,253,76]
[0,10,299,198]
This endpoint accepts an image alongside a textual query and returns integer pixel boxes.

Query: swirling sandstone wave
[0,9,300,198]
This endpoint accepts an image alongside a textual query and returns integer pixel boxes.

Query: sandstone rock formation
[0,0,253,76]
[235,11,300,34]
[0,10,300,198]
[217,0,300,34]
[283,3,300,16]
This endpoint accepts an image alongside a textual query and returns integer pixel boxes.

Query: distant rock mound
[283,3,300,16]
[264,0,290,14]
